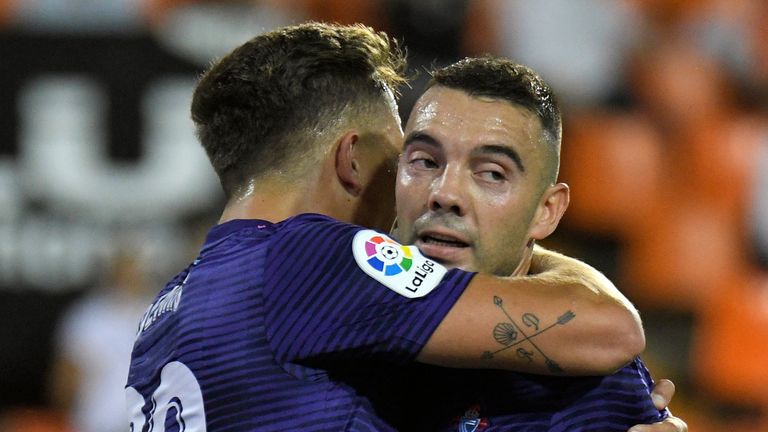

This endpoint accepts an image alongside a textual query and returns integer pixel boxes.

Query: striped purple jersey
[373,357,668,431]
[125,213,474,431]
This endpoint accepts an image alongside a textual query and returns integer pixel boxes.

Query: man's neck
[218,176,348,225]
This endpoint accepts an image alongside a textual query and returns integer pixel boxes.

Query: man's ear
[528,182,570,240]
[335,131,363,196]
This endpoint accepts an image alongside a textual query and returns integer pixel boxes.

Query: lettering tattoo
[481,295,575,373]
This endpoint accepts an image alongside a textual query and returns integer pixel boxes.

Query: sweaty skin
[396,86,560,276]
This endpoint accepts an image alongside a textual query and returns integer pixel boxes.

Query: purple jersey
[125,214,473,431]
[374,357,668,431]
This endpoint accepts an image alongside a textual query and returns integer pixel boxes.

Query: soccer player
[126,23,685,431]
[382,56,686,431]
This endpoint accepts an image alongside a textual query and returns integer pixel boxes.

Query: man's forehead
[407,89,441,126]
[406,86,542,149]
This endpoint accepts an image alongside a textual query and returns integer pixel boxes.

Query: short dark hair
[430,56,562,172]
[191,22,406,198]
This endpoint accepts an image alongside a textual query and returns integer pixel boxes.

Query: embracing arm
[417,245,645,375]
[528,245,641,328]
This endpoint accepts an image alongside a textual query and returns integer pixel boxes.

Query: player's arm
[528,245,640,326]
[417,246,644,375]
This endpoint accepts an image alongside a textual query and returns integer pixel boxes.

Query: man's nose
[428,166,466,216]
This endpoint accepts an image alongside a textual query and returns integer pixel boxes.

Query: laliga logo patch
[362,234,412,275]
[353,230,447,298]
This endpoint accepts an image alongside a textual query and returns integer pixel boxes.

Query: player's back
[125,217,396,431]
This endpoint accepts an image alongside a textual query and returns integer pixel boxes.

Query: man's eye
[410,157,438,169]
[477,170,506,182]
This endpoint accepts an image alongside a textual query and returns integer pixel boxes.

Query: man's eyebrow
[476,144,525,173]
[403,131,442,151]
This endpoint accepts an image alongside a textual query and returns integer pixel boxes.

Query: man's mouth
[420,234,469,248]
[414,229,472,266]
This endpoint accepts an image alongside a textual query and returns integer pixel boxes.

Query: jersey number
[126,361,207,432]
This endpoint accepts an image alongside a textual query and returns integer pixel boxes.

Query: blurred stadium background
[0,1,767,431]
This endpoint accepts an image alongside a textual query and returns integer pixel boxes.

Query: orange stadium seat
[619,115,764,310]
[559,112,664,237]
[690,268,768,410]
[681,117,763,220]
[619,197,746,311]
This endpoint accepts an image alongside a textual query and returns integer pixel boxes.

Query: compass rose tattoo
[481,295,575,373]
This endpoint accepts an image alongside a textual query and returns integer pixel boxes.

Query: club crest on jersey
[456,406,490,432]
[352,230,447,298]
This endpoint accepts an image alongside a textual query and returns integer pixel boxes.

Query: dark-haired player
[382,56,685,431]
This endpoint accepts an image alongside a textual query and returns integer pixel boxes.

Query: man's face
[396,86,554,276]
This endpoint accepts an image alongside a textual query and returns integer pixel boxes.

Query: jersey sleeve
[263,215,475,366]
